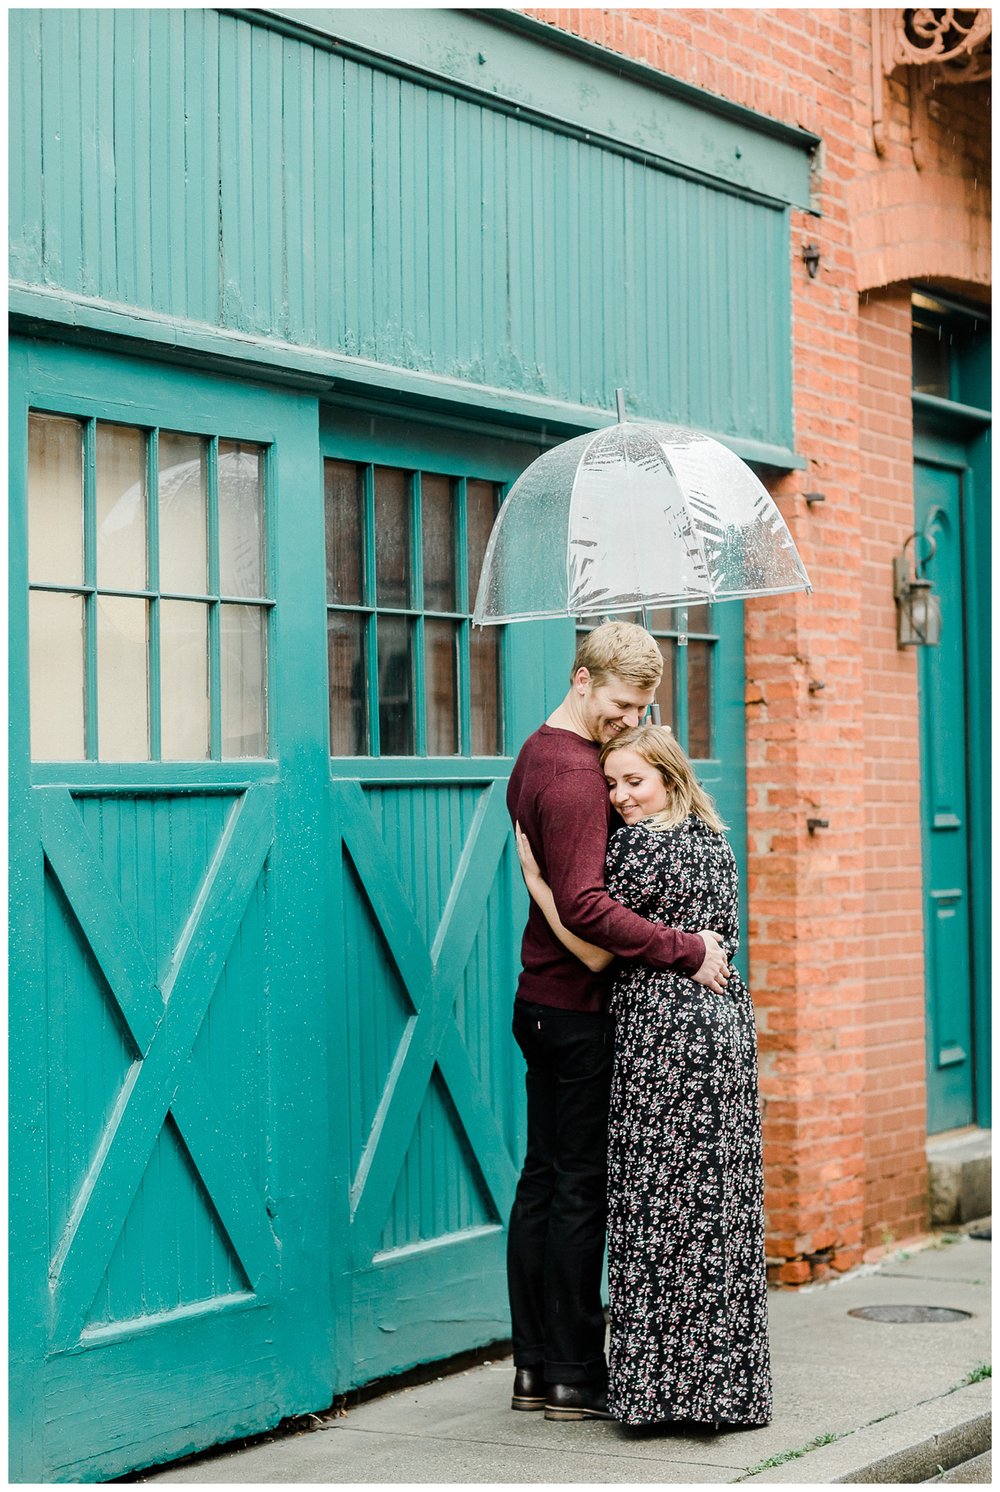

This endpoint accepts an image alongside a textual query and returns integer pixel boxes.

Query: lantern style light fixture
[893,531,942,647]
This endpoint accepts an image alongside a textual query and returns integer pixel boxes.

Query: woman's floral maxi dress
[604,816,772,1428]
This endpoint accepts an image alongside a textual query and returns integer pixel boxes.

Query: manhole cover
[848,1305,972,1324]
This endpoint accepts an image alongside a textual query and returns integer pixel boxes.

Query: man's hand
[692,929,730,994]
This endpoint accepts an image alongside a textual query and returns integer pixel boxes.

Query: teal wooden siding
[10,6,793,449]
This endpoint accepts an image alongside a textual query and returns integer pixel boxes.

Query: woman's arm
[515,823,614,973]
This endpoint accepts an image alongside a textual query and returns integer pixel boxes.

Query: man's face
[576,670,656,745]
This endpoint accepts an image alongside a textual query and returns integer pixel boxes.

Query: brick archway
[848,170,990,295]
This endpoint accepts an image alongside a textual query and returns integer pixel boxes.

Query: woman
[515,724,771,1430]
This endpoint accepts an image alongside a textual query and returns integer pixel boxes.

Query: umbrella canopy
[472,420,811,625]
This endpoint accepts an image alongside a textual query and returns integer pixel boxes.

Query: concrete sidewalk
[141,1230,991,1485]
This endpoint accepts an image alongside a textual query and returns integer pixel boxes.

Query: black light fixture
[893,532,942,647]
[802,242,821,278]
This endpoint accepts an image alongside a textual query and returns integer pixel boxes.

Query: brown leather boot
[511,1366,546,1411]
[544,1382,613,1421]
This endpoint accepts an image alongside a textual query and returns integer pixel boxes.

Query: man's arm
[535,769,708,976]
[515,822,614,973]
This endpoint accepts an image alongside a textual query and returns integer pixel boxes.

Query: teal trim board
[8,285,807,471]
[257,6,820,205]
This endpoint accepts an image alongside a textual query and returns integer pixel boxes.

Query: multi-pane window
[575,606,716,759]
[325,461,502,756]
[27,412,270,761]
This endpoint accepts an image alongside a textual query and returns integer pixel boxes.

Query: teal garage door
[9,340,333,1480]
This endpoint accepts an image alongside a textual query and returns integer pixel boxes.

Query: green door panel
[9,340,332,1481]
[915,457,975,1133]
[322,410,543,1386]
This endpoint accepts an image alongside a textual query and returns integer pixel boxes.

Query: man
[505,621,729,1421]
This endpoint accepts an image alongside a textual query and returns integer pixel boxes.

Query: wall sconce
[802,242,821,278]
[893,532,941,647]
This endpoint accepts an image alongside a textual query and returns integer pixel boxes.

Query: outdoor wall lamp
[893,532,941,647]
[802,242,821,278]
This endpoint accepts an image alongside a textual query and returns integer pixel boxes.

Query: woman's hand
[514,822,543,889]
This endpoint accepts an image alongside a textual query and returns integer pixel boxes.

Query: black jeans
[507,998,613,1385]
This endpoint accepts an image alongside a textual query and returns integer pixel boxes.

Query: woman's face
[603,748,670,824]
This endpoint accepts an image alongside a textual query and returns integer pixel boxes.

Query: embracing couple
[505,620,772,1430]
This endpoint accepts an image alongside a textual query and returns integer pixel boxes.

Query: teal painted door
[915,455,976,1133]
[320,409,548,1387]
[9,340,333,1481]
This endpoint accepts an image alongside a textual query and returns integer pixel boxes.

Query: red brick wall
[857,289,930,1252]
[525,6,989,1275]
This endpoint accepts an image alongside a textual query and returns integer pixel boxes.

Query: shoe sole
[511,1397,545,1411]
[544,1406,613,1421]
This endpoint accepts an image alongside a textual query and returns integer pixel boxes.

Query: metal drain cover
[848,1305,972,1324]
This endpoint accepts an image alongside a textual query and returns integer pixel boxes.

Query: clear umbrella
[472,413,811,629]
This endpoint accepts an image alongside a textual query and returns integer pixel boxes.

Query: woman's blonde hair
[599,724,727,833]
[571,621,663,690]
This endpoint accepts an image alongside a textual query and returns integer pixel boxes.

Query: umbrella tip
[615,388,626,423]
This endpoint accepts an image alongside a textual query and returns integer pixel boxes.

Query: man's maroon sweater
[506,724,706,1012]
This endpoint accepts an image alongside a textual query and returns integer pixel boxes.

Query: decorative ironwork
[871,9,990,158]
[883,9,991,82]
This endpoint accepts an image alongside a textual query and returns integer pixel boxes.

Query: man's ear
[572,666,592,695]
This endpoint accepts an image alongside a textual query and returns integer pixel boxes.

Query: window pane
[470,625,501,755]
[160,601,210,760]
[374,467,410,607]
[218,440,264,597]
[96,422,147,591]
[328,611,368,755]
[425,619,458,755]
[220,604,267,758]
[687,640,712,759]
[325,460,364,605]
[97,595,149,760]
[648,608,678,633]
[466,480,497,608]
[421,473,455,612]
[377,613,414,754]
[686,602,712,635]
[653,637,675,729]
[912,322,949,397]
[159,431,208,594]
[29,590,86,759]
[28,412,84,585]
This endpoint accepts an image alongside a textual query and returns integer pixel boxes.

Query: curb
[740,1381,991,1484]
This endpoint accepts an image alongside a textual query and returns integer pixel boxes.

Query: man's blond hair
[571,620,663,690]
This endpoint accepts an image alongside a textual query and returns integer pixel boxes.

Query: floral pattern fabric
[604,816,772,1428]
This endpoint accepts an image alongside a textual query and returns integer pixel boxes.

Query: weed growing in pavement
[740,1431,843,1477]
[947,1363,991,1392]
